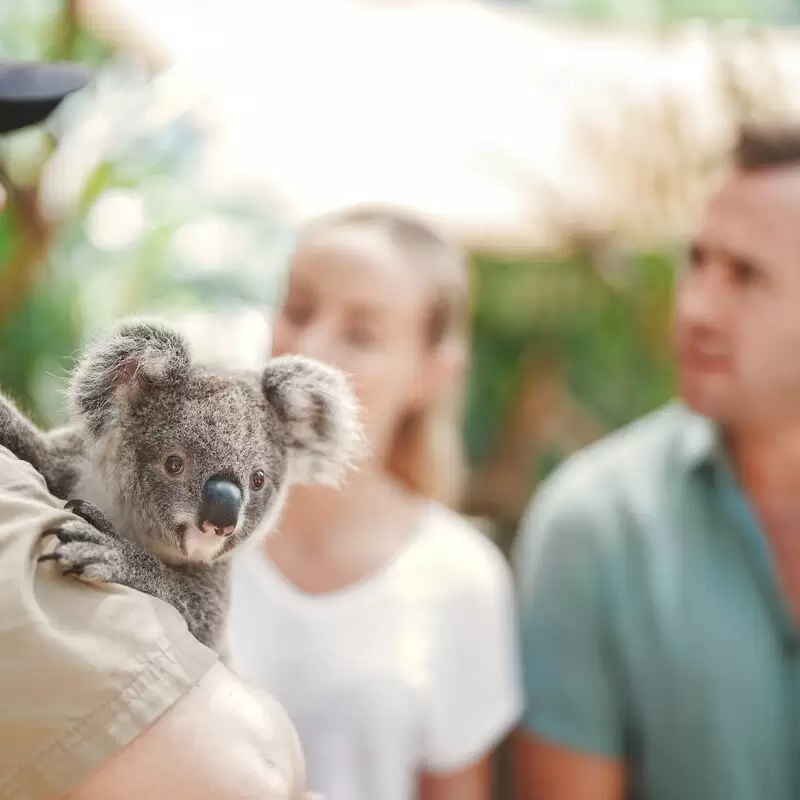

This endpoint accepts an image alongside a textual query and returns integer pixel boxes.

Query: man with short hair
[0,58,313,800]
[513,123,800,800]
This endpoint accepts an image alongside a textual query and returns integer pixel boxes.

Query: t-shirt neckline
[249,500,439,610]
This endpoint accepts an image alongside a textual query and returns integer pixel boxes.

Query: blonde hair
[297,205,472,508]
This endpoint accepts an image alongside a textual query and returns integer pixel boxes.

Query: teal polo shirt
[513,401,800,800]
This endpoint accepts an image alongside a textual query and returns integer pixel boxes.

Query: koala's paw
[38,520,123,584]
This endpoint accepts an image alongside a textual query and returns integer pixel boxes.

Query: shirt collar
[675,401,727,475]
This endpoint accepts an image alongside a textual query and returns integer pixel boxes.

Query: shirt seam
[0,637,217,800]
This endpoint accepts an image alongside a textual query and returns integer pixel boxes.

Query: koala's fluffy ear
[262,355,365,486]
[69,317,191,436]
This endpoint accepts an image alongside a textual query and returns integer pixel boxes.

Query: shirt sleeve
[423,532,525,774]
[0,446,219,800]
[511,469,626,758]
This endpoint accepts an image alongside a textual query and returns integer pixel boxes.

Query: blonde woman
[228,207,523,800]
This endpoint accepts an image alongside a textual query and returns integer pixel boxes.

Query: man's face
[675,164,800,429]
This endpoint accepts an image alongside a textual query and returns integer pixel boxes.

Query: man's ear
[261,355,365,486]
[69,317,192,437]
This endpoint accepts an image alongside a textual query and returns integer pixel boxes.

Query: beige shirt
[0,446,218,800]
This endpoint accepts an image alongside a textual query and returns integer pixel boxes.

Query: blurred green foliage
[466,250,677,460]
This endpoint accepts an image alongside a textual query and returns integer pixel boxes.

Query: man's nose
[677,266,726,327]
[199,476,242,536]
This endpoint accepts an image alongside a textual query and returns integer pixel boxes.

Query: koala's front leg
[40,500,227,653]
[39,501,164,591]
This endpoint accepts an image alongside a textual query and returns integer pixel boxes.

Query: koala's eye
[165,455,184,476]
[251,469,266,491]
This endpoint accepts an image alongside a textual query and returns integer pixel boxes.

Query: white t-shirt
[227,502,524,800]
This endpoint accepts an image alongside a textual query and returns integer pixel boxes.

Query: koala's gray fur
[0,317,363,656]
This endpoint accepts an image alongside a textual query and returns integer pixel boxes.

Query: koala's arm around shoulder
[0,392,83,499]
[0,393,51,483]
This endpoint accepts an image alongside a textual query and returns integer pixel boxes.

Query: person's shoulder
[412,503,513,600]
[513,400,704,573]
[534,401,696,516]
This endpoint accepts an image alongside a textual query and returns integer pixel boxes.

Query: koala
[0,317,363,656]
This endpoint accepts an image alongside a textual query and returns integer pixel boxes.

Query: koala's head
[68,318,363,565]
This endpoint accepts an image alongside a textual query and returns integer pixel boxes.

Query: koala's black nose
[199,477,242,536]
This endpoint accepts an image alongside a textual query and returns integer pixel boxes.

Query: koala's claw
[38,519,122,584]
[64,498,116,536]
